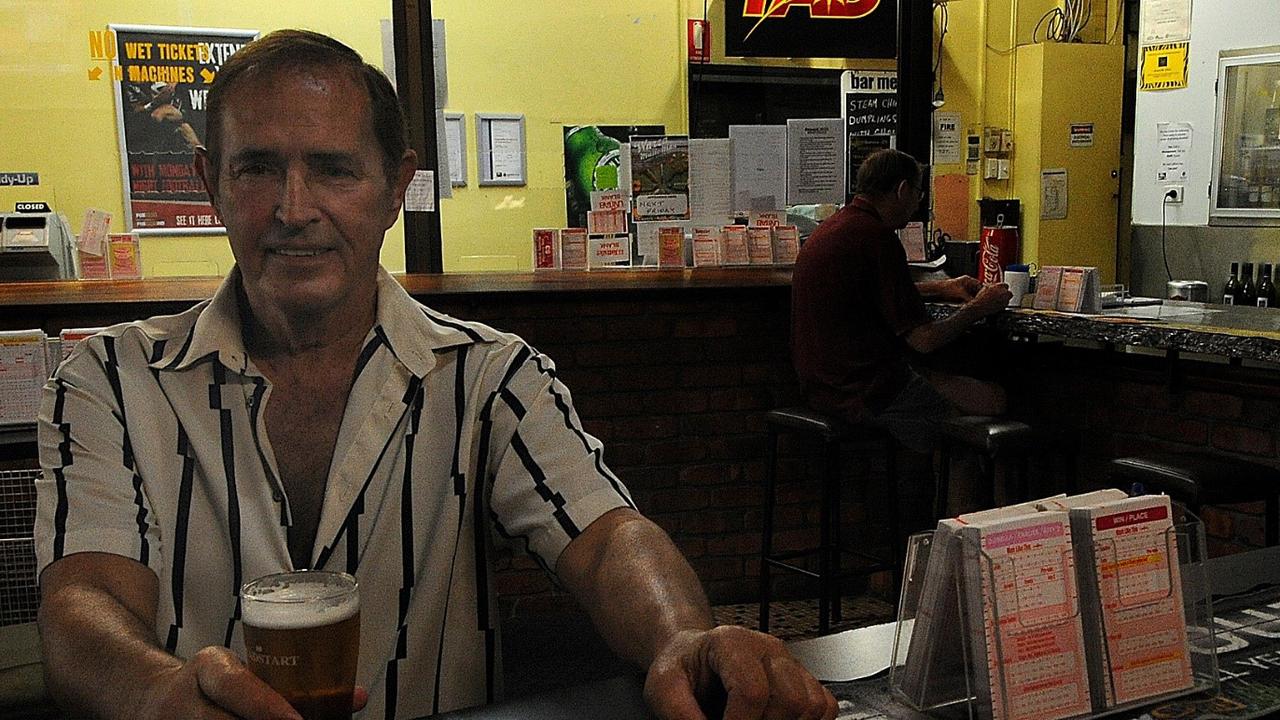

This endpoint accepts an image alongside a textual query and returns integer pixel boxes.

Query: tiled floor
[712,594,897,641]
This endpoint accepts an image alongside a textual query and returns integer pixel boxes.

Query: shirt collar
[150,266,476,377]
[850,195,883,222]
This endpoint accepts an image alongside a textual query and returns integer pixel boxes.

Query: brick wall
[428,290,1280,609]
[1005,344,1280,559]
[7,285,1278,612]
[429,288,815,607]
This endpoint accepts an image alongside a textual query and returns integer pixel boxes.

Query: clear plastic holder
[889,517,1218,720]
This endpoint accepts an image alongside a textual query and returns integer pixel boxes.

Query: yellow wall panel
[0,0,401,277]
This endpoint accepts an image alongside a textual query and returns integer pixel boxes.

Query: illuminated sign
[725,0,895,59]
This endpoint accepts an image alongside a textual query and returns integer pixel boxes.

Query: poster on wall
[563,124,663,229]
[630,135,690,222]
[724,0,897,59]
[111,24,257,234]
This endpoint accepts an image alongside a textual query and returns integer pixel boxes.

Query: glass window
[1213,51,1280,221]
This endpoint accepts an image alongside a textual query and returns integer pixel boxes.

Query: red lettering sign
[742,0,881,21]
[1095,505,1169,531]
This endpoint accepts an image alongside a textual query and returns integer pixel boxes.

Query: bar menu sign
[842,70,898,201]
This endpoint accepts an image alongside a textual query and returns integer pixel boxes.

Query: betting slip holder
[888,516,1218,720]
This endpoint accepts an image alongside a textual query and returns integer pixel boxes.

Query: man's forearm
[40,582,180,719]
[905,302,988,355]
[558,509,714,669]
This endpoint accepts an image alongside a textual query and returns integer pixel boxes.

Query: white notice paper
[1041,168,1068,220]
[445,114,466,186]
[933,112,963,165]
[1140,0,1192,44]
[432,19,449,108]
[405,170,436,212]
[79,208,112,256]
[1156,122,1192,182]
[435,109,451,199]
[788,622,898,682]
[729,125,787,211]
[786,119,845,205]
[0,330,48,426]
[689,138,733,222]
[487,119,524,183]
[380,19,396,89]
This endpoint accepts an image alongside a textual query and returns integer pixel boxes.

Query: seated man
[791,149,1011,454]
[35,30,835,720]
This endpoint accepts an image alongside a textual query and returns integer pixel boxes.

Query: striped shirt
[35,267,633,718]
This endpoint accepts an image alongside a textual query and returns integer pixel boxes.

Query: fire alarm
[688,19,711,64]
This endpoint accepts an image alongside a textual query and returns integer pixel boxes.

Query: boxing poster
[110,24,257,234]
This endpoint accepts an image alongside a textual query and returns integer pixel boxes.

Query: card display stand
[889,517,1218,720]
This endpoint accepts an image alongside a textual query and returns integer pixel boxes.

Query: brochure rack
[889,517,1218,720]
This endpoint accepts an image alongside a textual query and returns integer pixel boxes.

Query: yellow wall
[2,1,1126,276]
[931,0,1122,241]
[0,0,403,278]
[434,0,893,272]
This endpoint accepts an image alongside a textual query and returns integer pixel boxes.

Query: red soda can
[978,217,1020,284]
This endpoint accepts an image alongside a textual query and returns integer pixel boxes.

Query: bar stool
[759,407,901,634]
[1110,452,1280,546]
[933,416,1079,518]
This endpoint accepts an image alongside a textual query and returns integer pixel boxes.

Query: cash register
[0,210,76,281]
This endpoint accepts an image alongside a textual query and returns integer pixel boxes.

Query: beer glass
[241,570,360,720]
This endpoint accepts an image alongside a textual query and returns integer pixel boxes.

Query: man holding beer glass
[34,30,835,720]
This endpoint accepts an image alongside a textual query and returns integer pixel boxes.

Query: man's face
[197,68,414,322]
[888,179,922,230]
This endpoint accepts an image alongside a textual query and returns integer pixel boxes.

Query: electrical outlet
[1164,185,1184,203]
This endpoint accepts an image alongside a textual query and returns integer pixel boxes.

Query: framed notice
[110,24,258,234]
[444,113,467,186]
[476,114,526,186]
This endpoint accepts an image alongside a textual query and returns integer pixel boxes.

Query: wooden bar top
[0,268,795,308]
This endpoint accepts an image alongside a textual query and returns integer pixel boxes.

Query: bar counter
[2,270,1277,363]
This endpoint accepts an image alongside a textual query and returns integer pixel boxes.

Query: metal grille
[0,468,39,627]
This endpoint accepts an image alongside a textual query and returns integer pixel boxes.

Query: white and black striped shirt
[35,267,633,718]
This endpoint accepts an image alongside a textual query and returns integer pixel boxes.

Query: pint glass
[241,571,360,720]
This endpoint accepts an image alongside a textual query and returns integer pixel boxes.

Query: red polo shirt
[790,196,930,420]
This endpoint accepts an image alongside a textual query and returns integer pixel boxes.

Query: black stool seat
[935,416,1078,517]
[759,407,900,634]
[1110,452,1280,546]
[939,416,1036,455]
[765,408,892,442]
[1111,452,1280,504]
[766,407,852,439]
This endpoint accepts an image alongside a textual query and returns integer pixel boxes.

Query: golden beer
[241,571,360,720]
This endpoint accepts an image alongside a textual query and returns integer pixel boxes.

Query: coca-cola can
[978,223,1020,284]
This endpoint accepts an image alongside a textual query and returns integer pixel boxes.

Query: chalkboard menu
[844,92,898,200]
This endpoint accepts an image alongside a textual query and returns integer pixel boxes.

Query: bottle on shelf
[1241,262,1258,306]
[1224,262,1241,304]
[1259,264,1277,308]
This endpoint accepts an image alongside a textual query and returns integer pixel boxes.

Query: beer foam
[242,580,359,630]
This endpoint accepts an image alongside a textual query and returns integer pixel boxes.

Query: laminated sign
[109,24,258,232]
[1140,42,1189,91]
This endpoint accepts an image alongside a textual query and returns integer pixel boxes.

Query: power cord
[933,1,949,107]
[1035,0,1092,42]
[1161,188,1177,281]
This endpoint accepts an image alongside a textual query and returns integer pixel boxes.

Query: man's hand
[917,276,981,303]
[643,627,837,720]
[133,647,302,720]
[967,282,1012,316]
